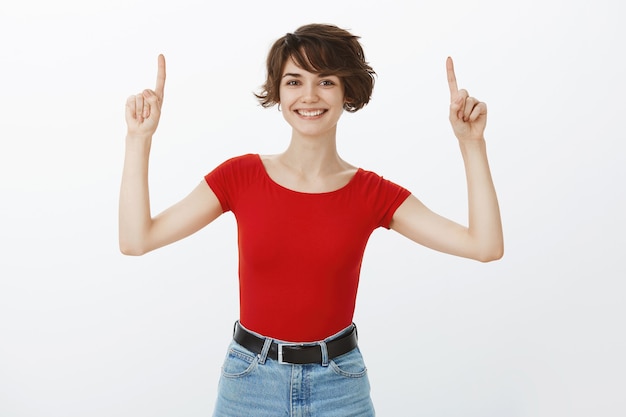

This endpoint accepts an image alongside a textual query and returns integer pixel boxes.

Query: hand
[446,57,487,142]
[125,54,166,137]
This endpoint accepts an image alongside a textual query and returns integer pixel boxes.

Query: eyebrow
[282,72,337,78]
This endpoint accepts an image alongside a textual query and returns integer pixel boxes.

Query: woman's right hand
[125,54,166,137]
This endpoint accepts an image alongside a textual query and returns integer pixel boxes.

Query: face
[278,57,345,139]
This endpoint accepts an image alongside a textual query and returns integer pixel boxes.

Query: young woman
[120,24,503,417]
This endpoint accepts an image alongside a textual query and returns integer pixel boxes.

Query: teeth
[298,109,324,117]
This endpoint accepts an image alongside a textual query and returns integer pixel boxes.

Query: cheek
[278,88,292,104]
[330,92,347,106]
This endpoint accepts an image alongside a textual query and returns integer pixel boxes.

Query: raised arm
[389,57,503,262]
[119,55,223,256]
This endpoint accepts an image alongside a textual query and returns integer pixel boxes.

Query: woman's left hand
[446,57,487,142]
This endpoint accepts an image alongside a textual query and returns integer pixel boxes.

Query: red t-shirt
[205,154,410,342]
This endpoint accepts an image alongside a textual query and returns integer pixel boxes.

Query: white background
[1,0,624,416]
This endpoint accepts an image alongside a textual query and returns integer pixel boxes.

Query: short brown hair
[255,24,376,113]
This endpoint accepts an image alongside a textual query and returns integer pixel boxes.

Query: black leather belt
[233,322,358,365]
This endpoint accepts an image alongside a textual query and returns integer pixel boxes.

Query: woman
[120,23,503,417]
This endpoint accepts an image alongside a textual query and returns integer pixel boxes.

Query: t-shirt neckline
[254,154,362,196]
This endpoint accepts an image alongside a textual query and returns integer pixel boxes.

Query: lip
[295,109,327,118]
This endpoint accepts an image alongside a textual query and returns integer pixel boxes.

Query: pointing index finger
[155,54,166,99]
[446,56,459,100]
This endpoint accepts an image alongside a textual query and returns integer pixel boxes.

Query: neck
[280,129,343,176]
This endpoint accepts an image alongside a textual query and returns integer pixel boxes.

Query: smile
[296,109,326,117]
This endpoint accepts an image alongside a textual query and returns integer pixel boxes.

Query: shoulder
[204,154,264,210]
[352,167,411,203]
[217,153,261,169]
[354,167,403,189]
[205,153,263,186]
[207,153,262,176]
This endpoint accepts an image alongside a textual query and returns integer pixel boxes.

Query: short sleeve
[204,154,259,213]
[355,169,411,229]
[377,178,411,229]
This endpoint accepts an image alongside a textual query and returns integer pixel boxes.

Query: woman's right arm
[118,55,223,256]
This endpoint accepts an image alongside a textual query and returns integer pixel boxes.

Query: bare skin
[119,55,222,255]
[119,55,503,262]
[389,58,503,262]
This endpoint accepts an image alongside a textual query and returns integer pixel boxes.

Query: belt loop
[320,341,329,367]
[258,337,272,365]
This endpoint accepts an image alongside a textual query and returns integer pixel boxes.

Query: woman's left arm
[389,57,503,262]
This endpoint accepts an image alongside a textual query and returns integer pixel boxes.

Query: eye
[285,79,300,86]
[320,80,336,87]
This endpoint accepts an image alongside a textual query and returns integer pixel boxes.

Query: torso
[204,154,411,341]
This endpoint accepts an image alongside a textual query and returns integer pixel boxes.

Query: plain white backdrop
[1,0,624,416]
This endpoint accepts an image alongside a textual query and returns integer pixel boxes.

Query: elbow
[119,239,149,256]
[120,247,146,257]
[476,244,504,263]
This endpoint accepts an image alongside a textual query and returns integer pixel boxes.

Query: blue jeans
[213,323,375,417]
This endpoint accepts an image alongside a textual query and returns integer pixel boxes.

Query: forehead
[282,57,338,78]
[282,57,308,74]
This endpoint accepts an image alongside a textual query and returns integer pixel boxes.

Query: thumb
[125,95,137,122]
[449,95,463,123]
[142,89,161,118]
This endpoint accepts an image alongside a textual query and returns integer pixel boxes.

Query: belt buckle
[277,343,302,365]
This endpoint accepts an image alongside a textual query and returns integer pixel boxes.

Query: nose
[301,84,319,103]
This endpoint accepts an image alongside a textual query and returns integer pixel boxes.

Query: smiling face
[279,57,346,139]
[256,24,376,113]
